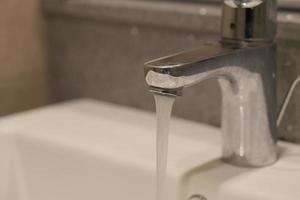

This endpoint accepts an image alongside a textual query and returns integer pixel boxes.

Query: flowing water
[154,94,175,200]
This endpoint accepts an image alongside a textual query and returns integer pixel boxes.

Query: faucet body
[144,0,278,167]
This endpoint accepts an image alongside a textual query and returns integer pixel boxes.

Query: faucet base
[222,152,278,168]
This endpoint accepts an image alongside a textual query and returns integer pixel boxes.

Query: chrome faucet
[144,0,278,167]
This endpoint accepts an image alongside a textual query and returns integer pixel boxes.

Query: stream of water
[154,94,175,200]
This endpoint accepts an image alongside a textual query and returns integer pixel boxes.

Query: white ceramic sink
[1,99,300,200]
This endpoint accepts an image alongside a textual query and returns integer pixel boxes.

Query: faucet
[144,0,278,167]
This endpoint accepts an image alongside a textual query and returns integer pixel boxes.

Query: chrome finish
[144,0,278,167]
[145,42,277,167]
[222,0,277,43]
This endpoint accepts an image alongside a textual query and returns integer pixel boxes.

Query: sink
[1,99,300,200]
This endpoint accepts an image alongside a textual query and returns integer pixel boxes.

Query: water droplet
[286,124,294,132]
[187,34,196,41]
[284,61,292,67]
[130,27,139,36]
[198,8,207,16]
[286,14,294,21]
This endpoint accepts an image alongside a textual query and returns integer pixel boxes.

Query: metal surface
[222,0,277,43]
[144,0,278,167]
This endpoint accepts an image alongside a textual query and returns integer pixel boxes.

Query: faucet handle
[222,0,277,44]
[277,76,300,127]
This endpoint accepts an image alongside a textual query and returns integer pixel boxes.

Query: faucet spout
[145,42,236,96]
[145,42,277,167]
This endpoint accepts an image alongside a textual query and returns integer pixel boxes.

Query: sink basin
[1,99,300,200]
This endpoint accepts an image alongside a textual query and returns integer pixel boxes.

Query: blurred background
[1,0,300,142]
[1,0,49,116]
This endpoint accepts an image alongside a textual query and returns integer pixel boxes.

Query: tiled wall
[0,0,49,116]
[44,0,300,143]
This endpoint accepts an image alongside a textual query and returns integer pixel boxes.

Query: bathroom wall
[43,0,300,143]
[0,0,49,116]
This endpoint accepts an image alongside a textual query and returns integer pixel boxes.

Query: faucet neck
[221,0,277,44]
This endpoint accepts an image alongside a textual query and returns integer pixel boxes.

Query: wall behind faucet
[0,0,49,116]
[43,0,300,143]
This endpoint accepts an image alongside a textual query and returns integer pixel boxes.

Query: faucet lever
[277,76,300,126]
